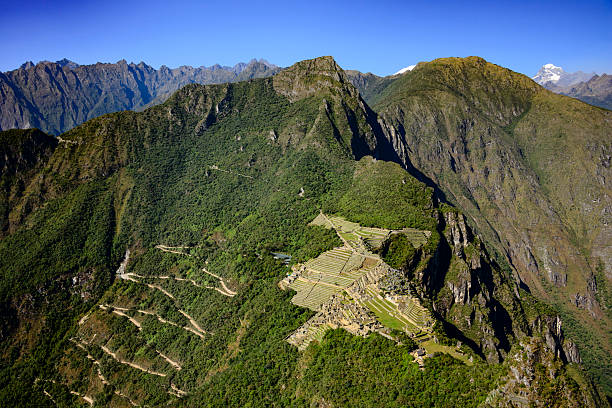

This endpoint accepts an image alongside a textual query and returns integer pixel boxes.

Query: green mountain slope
[0,129,58,235]
[370,56,612,395]
[0,56,607,407]
[0,59,280,135]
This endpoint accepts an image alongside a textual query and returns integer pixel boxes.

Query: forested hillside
[369,56,612,395]
[0,56,608,407]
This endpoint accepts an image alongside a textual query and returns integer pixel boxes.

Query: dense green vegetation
[0,56,607,407]
[0,180,116,406]
[380,234,419,271]
[331,158,437,231]
[371,56,612,397]
[297,330,503,407]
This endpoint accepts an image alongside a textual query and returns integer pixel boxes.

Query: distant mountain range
[0,58,280,134]
[1,55,609,406]
[532,64,612,110]
[532,63,594,87]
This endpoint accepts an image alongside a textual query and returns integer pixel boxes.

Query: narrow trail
[179,310,207,336]
[103,305,208,339]
[70,391,93,406]
[119,272,140,283]
[79,312,91,326]
[201,267,222,280]
[100,344,167,377]
[128,273,205,289]
[126,264,236,298]
[70,338,109,385]
[57,136,79,145]
[156,350,182,371]
[155,245,192,257]
[100,305,142,329]
[43,390,57,405]
[125,271,234,298]
[170,383,188,398]
[154,244,238,297]
[208,164,254,179]
[114,390,138,407]
[219,280,237,296]
[145,283,176,300]
[202,268,237,297]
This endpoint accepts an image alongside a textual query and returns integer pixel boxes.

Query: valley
[0,55,609,407]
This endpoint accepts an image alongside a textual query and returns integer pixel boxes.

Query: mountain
[0,56,607,406]
[552,74,612,110]
[531,63,612,110]
[0,129,58,235]
[364,56,612,395]
[0,58,280,135]
[393,65,416,75]
[532,63,595,87]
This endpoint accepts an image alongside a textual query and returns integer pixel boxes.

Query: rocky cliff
[369,56,612,394]
[547,73,612,110]
[0,58,280,135]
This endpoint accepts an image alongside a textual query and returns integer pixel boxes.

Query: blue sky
[1,0,611,76]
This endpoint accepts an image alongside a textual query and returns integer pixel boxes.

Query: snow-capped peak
[393,65,416,76]
[533,63,565,85]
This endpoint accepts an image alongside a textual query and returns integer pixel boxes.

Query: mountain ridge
[532,63,595,87]
[367,55,612,395]
[0,55,609,406]
[0,58,280,135]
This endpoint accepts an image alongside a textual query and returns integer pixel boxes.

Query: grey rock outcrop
[0,58,280,135]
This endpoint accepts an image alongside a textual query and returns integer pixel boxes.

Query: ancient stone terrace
[286,247,375,310]
[281,213,434,350]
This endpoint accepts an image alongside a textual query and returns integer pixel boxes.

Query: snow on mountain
[393,65,416,75]
[533,63,595,87]
[533,63,564,84]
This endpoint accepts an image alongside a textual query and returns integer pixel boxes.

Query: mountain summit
[0,55,609,407]
[532,63,594,87]
[393,65,416,75]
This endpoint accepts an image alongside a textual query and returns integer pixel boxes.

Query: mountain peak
[393,65,416,75]
[272,56,355,102]
[19,61,34,70]
[56,58,79,69]
[533,63,565,84]
[533,63,595,87]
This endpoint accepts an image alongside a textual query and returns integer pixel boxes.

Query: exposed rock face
[427,210,527,363]
[369,56,611,383]
[272,56,392,159]
[530,314,581,364]
[0,58,280,135]
[482,336,603,408]
[545,73,612,110]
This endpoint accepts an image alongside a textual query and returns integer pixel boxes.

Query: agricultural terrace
[358,286,431,337]
[284,213,443,353]
[310,213,390,250]
[287,246,378,310]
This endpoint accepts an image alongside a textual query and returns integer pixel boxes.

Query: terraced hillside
[282,214,475,362]
[0,56,607,407]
